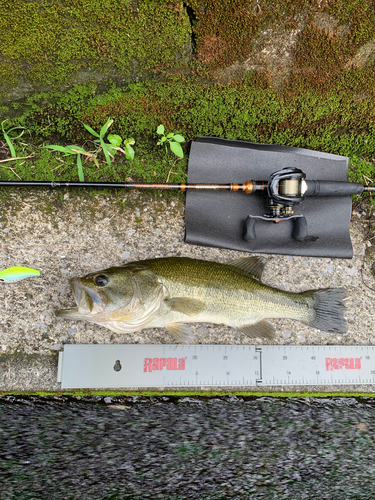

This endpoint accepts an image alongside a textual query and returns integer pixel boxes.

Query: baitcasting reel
[243,166,368,242]
[244,167,309,242]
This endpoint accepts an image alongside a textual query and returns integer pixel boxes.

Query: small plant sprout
[83,118,136,164]
[42,143,94,182]
[107,134,135,162]
[156,124,185,158]
[43,119,135,182]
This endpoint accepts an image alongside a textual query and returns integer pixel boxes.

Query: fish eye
[94,275,108,287]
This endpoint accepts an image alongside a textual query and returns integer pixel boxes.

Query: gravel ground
[1,395,375,499]
[0,189,374,390]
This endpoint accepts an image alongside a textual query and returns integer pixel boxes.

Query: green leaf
[124,144,135,161]
[1,119,9,133]
[3,131,16,158]
[173,134,185,143]
[108,134,122,147]
[82,122,100,138]
[161,136,167,143]
[157,124,165,135]
[166,132,174,138]
[104,144,117,156]
[42,144,77,154]
[100,118,113,138]
[101,139,112,167]
[77,154,84,182]
[170,141,184,158]
[64,145,88,154]
[124,137,135,146]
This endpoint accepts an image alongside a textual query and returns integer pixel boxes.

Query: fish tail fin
[303,288,348,334]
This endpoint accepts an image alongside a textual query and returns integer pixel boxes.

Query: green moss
[328,0,375,47]
[2,390,375,398]
[0,0,191,94]
[0,72,374,185]
[185,0,314,72]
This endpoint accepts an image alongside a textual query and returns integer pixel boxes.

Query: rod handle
[305,180,363,197]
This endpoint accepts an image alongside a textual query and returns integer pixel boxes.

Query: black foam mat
[185,137,352,258]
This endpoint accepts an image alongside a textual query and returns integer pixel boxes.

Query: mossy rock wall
[0,0,191,102]
[0,0,375,185]
[2,0,375,100]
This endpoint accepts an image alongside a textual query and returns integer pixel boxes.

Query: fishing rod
[1,167,374,242]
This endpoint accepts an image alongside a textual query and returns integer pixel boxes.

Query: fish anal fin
[167,322,194,344]
[165,298,206,316]
[227,256,265,280]
[239,319,275,339]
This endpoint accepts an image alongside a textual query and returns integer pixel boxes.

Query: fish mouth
[56,277,107,319]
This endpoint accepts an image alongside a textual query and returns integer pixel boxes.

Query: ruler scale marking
[57,344,375,389]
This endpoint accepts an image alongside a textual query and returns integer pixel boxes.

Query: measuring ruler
[57,344,375,389]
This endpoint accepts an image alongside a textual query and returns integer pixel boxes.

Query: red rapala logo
[326,357,361,371]
[144,357,186,373]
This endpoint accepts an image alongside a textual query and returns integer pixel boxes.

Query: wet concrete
[1,396,375,499]
[0,189,374,391]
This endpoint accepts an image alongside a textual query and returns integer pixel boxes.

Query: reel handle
[244,215,308,242]
[244,216,257,241]
[292,216,307,241]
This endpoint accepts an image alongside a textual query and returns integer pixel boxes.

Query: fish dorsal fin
[167,322,194,344]
[239,319,275,339]
[227,256,265,280]
[165,298,206,316]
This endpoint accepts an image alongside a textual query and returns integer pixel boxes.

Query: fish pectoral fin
[227,256,265,280]
[239,320,275,339]
[167,322,194,344]
[165,298,206,316]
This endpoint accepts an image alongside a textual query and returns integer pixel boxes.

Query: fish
[0,266,40,282]
[56,256,348,342]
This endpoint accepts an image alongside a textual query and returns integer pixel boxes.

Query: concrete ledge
[0,189,374,392]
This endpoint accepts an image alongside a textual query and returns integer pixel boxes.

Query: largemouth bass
[56,256,348,341]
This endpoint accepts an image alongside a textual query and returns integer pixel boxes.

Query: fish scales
[56,256,348,341]
[143,258,313,326]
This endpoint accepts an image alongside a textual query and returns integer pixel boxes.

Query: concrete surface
[0,188,374,391]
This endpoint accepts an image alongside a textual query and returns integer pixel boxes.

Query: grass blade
[3,131,16,158]
[101,139,112,167]
[77,154,84,182]
[100,118,113,139]
[82,122,100,138]
[42,145,76,154]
